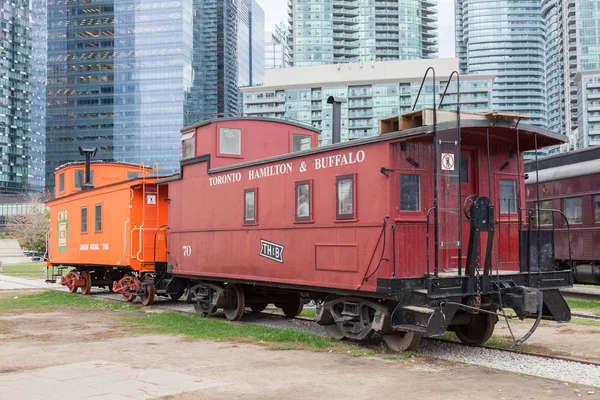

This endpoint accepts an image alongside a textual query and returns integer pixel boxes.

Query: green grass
[566,299,600,313]
[124,312,333,350]
[0,290,141,314]
[0,262,48,279]
[299,308,316,318]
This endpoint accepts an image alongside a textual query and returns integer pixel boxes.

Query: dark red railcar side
[525,146,600,284]
[157,111,572,350]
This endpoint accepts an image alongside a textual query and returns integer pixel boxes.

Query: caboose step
[392,324,428,335]
[403,305,434,314]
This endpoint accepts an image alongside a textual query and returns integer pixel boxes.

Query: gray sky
[255,0,456,58]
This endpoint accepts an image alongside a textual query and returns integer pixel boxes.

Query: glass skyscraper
[265,25,291,69]
[0,0,32,193]
[46,0,263,192]
[30,0,47,192]
[455,0,547,127]
[287,0,438,67]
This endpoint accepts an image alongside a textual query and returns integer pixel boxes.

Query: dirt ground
[0,289,596,400]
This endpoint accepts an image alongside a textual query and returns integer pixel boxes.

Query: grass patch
[570,317,600,327]
[124,312,333,350]
[0,290,141,314]
[299,308,316,318]
[566,299,600,314]
[0,262,47,279]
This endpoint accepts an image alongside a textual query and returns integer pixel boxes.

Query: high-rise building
[46,0,193,192]
[47,0,263,192]
[186,0,264,123]
[243,59,494,144]
[30,0,47,192]
[455,0,547,127]
[287,0,438,67]
[265,24,291,69]
[0,0,32,194]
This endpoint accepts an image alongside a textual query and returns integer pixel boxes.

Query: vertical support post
[78,146,98,192]
[327,96,347,144]
[514,119,523,272]
[534,133,542,276]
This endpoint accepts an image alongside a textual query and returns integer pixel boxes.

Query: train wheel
[455,313,497,346]
[118,275,137,302]
[383,332,422,352]
[140,278,156,306]
[169,291,185,301]
[282,295,303,318]
[64,271,78,293]
[250,302,268,313]
[80,271,92,295]
[324,324,344,340]
[223,284,245,321]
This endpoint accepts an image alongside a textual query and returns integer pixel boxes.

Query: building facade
[265,24,291,70]
[455,0,547,127]
[242,59,494,145]
[30,0,47,192]
[574,70,600,148]
[287,0,438,67]
[0,0,32,194]
[47,0,263,192]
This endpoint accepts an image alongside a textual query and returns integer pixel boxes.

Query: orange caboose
[46,161,173,304]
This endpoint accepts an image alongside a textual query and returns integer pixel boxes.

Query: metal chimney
[327,96,347,144]
[78,146,98,191]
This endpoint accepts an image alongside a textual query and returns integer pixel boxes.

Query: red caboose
[159,111,572,350]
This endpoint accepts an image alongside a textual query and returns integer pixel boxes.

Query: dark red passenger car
[525,146,600,284]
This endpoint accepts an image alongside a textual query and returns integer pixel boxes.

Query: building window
[563,197,582,225]
[95,203,102,232]
[244,188,257,224]
[538,200,553,225]
[295,180,311,222]
[336,175,355,220]
[292,134,311,152]
[59,172,65,192]
[220,127,242,155]
[400,175,421,211]
[81,206,88,233]
[499,180,516,213]
[595,195,600,223]
[181,131,195,159]
[74,170,95,188]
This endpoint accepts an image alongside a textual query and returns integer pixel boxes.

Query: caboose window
[244,188,257,224]
[295,180,311,222]
[292,134,311,152]
[400,175,421,211]
[336,175,355,220]
[59,172,65,192]
[499,180,516,213]
[182,132,195,159]
[595,195,600,222]
[563,197,582,224]
[74,170,95,188]
[220,127,242,155]
[95,203,102,232]
[81,206,88,233]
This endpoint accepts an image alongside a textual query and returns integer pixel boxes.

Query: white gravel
[417,340,600,387]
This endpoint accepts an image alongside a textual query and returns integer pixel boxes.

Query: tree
[6,193,50,253]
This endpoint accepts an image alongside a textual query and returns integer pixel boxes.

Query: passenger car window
[336,175,354,220]
[400,175,421,211]
[499,180,516,213]
[538,200,553,225]
[220,128,242,155]
[563,197,582,224]
[595,195,600,223]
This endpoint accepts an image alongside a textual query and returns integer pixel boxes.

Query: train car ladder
[414,69,463,277]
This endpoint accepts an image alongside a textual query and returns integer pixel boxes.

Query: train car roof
[524,145,600,172]
[181,116,320,133]
[159,119,565,183]
[54,160,151,172]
